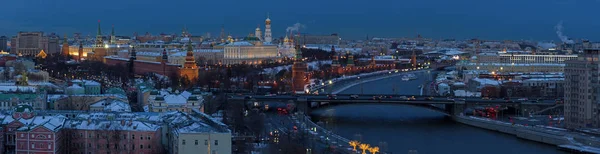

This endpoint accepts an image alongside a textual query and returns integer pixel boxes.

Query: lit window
[182,140,186,145]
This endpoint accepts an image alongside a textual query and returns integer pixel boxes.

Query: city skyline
[1,0,600,41]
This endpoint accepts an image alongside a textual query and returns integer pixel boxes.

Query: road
[264,112,344,153]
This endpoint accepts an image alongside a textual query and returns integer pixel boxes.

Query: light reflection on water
[308,73,566,154]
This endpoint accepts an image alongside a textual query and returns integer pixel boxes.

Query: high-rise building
[0,36,7,52]
[10,32,55,56]
[564,49,600,129]
[46,34,60,54]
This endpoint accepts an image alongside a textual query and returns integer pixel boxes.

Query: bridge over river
[229,94,558,116]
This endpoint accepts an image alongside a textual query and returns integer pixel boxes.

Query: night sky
[1,0,599,41]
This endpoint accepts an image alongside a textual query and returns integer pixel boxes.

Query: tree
[359,143,370,154]
[368,147,380,154]
[349,140,360,151]
[3,66,10,81]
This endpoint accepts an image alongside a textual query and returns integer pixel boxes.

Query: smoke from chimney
[555,21,574,44]
[286,23,306,33]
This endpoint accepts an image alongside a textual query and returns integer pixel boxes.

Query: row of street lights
[349,140,379,154]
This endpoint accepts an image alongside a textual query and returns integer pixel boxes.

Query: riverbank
[454,115,600,153]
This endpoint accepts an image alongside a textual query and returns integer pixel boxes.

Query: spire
[295,45,303,61]
[111,25,115,36]
[162,48,168,62]
[187,39,193,53]
[130,47,136,60]
[97,20,102,36]
[331,46,339,66]
[63,34,68,43]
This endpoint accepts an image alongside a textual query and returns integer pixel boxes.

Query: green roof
[15,104,34,112]
[244,36,261,41]
[191,89,202,95]
[105,87,126,95]
[0,94,40,101]
[188,96,199,101]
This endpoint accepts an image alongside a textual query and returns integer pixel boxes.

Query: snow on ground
[262,60,331,75]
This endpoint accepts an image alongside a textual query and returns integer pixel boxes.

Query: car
[372,96,381,100]
[398,96,408,100]
[425,97,434,100]
[408,96,416,100]
[518,98,528,101]
[350,95,359,99]
[482,97,490,100]
[327,94,337,100]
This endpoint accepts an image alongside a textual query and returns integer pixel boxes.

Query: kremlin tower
[411,50,417,68]
[95,21,103,47]
[179,40,199,81]
[161,48,168,76]
[346,51,355,67]
[110,25,116,44]
[62,35,69,56]
[93,20,108,60]
[264,15,272,43]
[331,46,342,74]
[292,44,307,94]
[78,43,83,62]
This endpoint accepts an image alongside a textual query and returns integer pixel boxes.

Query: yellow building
[66,44,129,60]
[221,40,279,65]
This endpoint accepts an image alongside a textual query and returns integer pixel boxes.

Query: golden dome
[284,35,289,42]
[265,18,271,25]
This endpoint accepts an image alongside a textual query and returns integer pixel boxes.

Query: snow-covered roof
[0,86,37,92]
[90,99,131,112]
[472,78,500,86]
[72,79,101,86]
[65,120,159,131]
[67,84,84,90]
[1,115,68,132]
[225,41,254,46]
[454,90,481,97]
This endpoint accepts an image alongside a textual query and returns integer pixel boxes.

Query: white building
[148,89,205,113]
[89,98,132,112]
[164,110,232,154]
[222,41,279,65]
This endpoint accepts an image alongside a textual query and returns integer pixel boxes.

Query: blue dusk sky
[1,0,599,41]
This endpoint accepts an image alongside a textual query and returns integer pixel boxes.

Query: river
[310,71,566,154]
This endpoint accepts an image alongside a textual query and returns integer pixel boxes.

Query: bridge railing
[308,69,408,93]
[294,113,353,152]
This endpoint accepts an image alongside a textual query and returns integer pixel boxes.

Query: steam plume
[286,23,305,33]
[555,21,574,44]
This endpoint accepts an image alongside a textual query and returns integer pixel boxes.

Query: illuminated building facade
[222,41,278,65]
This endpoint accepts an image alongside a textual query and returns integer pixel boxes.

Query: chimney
[121,120,125,126]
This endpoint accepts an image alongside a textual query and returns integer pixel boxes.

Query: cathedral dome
[284,35,289,42]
